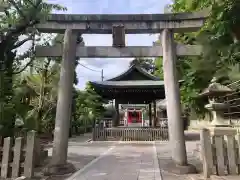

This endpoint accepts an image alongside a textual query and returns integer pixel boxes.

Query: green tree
[0,0,65,136]
[159,0,240,116]
[153,57,164,80]
[84,82,107,120]
[14,33,82,135]
[73,90,90,133]
[73,83,107,133]
[17,57,60,133]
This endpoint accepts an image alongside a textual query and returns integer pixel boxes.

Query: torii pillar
[161,29,196,173]
[46,29,77,174]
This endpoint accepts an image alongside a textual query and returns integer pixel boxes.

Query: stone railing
[200,127,240,178]
[0,131,48,179]
[0,131,37,179]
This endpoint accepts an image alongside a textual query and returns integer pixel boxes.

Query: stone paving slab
[41,141,117,180]
[67,142,161,180]
[67,142,117,170]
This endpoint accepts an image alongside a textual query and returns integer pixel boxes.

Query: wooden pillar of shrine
[149,103,152,127]
[153,101,157,127]
[114,99,120,127]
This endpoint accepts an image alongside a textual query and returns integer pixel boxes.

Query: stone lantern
[199,77,233,127]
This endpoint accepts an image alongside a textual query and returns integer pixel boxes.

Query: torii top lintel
[37,11,208,34]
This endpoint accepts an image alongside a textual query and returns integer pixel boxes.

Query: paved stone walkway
[67,142,161,180]
[47,141,116,171]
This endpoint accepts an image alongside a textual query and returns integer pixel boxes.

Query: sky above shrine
[41,0,172,89]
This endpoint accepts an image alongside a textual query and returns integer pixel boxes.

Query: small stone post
[51,29,77,166]
[24,131,36,178]
[161,29,187,166]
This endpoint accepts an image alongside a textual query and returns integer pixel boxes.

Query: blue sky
[48,0,172,89]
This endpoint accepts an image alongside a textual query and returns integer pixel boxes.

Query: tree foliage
[0,0,65,137]
[0,0,104,137]
[73,83,106,133]
[170,0,240,116]
[14,57,60,132]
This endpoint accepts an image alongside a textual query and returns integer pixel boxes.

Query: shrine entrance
[35,11,206,168]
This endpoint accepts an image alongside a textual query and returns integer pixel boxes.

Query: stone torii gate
[36,12,206,173]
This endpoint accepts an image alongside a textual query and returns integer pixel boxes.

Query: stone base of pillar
[43,162,76,176]
[161,161,197,174]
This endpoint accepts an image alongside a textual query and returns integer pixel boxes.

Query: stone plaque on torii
[35,11,207,174]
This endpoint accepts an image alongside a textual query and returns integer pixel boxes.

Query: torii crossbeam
[36,11,207,33]
[36,45,202,58]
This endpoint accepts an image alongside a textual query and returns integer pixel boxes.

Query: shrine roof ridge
[108,64,160,81]
[90,80,165,88]
[46,11,208,22]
